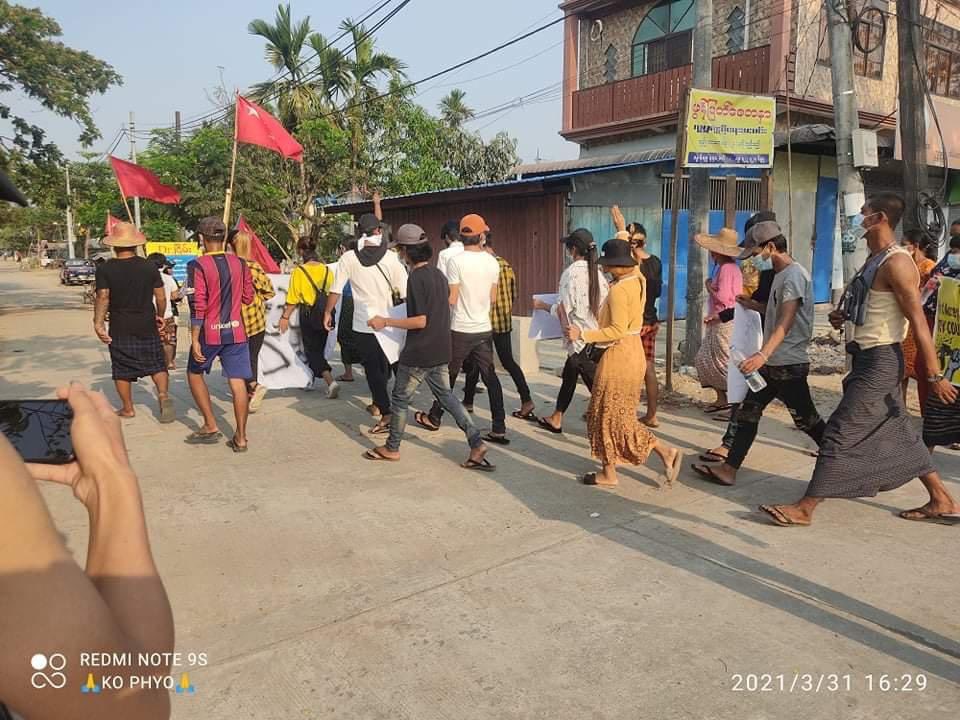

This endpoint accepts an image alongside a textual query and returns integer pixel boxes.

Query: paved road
[1,264,958,719]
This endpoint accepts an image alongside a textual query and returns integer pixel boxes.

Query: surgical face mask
[753,253,773,272]
[849,212,880,241]
[947,253,960,270]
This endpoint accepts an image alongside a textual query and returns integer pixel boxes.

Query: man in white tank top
[760,193,960,527]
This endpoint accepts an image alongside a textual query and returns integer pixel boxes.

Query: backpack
[297,265,331,332]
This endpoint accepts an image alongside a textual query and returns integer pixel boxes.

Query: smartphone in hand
[0,400,75,464]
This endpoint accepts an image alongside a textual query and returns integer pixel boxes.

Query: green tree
[0,0,121,163]
[439,89,474,129]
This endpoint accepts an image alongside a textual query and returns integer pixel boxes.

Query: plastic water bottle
[731,347,767,392]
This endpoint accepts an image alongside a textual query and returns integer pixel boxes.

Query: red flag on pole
[105,213,121,237]
[109,156,181,204]
[236,216,281,274]
[235,96,304,162]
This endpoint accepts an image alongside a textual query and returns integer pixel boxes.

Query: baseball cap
[738,220,783,259]
[358,213,381,236]
[393,223,428,246]
[197,216,226,239]
[562,228,596,248]
[460,213,490,236]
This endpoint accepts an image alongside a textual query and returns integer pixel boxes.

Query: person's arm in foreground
[888,254,957,404]
[0,384,173,720]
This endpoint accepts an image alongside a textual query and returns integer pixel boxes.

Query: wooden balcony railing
[568,45,771,137]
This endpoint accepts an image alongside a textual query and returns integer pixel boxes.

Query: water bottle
[731,347,767,392]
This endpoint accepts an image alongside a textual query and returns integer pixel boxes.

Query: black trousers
[301,322,332,379]
[555,346,604,413]
[247,330,266,388]
[463,330,532,406]
[726,363,826,469]
[353,331,391,416]
[430,331,506,434]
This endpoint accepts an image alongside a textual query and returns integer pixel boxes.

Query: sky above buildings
[27,1,579,165]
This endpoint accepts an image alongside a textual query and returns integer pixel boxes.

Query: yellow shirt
[582,271,646,345]
[287,263,334,305]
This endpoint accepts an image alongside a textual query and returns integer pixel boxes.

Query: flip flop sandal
[640,417,660,428]
[691,463,734,486]
[226,438,248,453]
[364,449,399,462]
[536,417,563,435]
[337,375,355,382]
[898,507,960,522]
[185,430,222,445]
[461,457,496,472]
[758,505,811,527]
[414,411,440,432]
[464,404,474,414]
[512,409,538,421]
[581,472,617,488]
[368,421,391,435]
[483,433,511,446]
[698,451,727,463]
[712,412,732,422]
[703,404,732,414]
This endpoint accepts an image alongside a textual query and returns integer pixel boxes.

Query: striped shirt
[187,252,254,345]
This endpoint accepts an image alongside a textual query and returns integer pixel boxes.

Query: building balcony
[564,45,771,143]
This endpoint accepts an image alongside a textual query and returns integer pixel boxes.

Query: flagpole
[114,176,135,224]
[223,94,240,225]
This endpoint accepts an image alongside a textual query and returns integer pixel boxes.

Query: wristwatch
[927,373,946,384]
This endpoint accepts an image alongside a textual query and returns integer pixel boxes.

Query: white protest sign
[529,293,562,340]
[727,304,763,404]
[374,302,407,365]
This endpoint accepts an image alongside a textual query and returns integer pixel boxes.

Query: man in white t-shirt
[324,212,408,432]
[421,214,508,445]
[435,219,464,280]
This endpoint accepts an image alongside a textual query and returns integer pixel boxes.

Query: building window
[631,0,695,77]
[727,6,746,54]
[926,44,960,99]
[605,44,618,84]
[817,1,885,79]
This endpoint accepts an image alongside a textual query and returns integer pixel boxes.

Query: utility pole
[825,0,866,284]
[129,111,141,229]
[897,0,927,233]
[175,111,182,142]
[683,0,713,364]
[65,164,76,259]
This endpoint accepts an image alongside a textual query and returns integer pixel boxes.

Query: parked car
[60,259,96,285]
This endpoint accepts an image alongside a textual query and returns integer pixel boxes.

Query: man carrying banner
[760,194,960,526]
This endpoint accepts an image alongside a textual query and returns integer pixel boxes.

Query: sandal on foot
[698,451,727,463]
[368,420,391,435]
[640,416,660,428]
[364,448,399,462]
[759,504,811,527]
[462,457,496,472]
[414,411,440,432]
[226,437,248,453]
[536,417,563,435]
[691,463,734,486]
[512,409,537,421]
[899,506,960,522]
[703,403,732,414]
[483,433,510,446]
[581,472,617,488]
[185,430,222,445]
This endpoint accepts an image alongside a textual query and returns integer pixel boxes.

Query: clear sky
[28,0,579,166]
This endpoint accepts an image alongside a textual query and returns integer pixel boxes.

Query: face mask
[753,253,773,272]
[948,254,960,270]
[849,212,881,241]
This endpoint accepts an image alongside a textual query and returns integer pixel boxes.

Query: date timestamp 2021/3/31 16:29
[730,673,928,693]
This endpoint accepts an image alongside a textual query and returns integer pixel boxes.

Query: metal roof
[511,148,675,177]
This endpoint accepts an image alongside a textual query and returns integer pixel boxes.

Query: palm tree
[439,89,474,129]
[337,19,407,189]
[247,4,316,130]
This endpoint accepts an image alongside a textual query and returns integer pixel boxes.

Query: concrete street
[1,263,958,720]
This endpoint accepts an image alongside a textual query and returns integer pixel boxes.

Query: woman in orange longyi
[566,239,683,488]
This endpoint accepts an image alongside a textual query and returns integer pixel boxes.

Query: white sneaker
[326,381,340,399]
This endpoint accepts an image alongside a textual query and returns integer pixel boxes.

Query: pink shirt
[708,261,742,316]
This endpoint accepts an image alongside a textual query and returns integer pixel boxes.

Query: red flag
[235,96,304,162]
[236,216,281,274]
[109,156,181,204]
[105,213,121,237]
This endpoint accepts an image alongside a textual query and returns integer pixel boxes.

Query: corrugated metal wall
[379,193,567,317]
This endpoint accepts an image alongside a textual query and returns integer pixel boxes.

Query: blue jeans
[388,364,482,452]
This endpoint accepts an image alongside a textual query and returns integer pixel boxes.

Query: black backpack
[297,265,331,332]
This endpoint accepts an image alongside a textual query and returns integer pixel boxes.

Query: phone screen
[0,400,75,464]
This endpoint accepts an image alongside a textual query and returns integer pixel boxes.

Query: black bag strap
[374,262,397,296]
